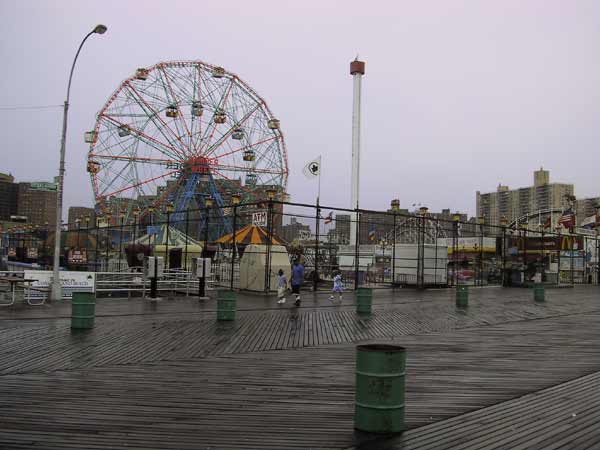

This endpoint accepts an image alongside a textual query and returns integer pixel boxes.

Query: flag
[303,156,321,178]
[542,216,551,229]
[558,209,575,230]
[323,211,333,224]
[368,227,376,241]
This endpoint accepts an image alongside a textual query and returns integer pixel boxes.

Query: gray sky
[1,0,599,217]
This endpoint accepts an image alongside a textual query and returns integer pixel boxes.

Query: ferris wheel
[85,60,288,236]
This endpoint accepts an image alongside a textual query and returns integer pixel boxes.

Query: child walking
[277,269,287,304]
[330,272,343,301]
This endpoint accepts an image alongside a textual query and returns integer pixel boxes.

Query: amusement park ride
[84,60,288,239]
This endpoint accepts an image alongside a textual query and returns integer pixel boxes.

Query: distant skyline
[2,1,600,217]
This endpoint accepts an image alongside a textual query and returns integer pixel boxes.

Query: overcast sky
[1,0,599,217]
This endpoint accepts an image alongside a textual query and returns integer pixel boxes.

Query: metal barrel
[456,285,468,308]
[71,292,95,329]
[356,287,373,314]
[534,283,545,302]
[355,344,406,433]
[216,290,236,321]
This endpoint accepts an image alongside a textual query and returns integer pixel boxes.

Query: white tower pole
[349,59,365,245]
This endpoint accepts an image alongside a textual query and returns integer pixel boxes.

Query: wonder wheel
[85,60,288,238]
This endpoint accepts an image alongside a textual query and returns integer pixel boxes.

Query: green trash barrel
[217,290,236,321]
[534,283,545,302]
[356,287,373,314]
[456,285,468,308]
[355,344,406,433]
[71,292,95,329]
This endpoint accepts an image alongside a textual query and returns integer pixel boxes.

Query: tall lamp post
[51,24,108,301]
[230,193,241,290]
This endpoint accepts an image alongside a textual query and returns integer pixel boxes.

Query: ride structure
[85,60,288,240]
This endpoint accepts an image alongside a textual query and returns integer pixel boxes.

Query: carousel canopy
[135,225,202,247]
[216,224,286,246]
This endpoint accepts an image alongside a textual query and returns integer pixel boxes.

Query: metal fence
[2,199,599,293]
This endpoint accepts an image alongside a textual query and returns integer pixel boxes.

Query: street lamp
[51,24,108,301]
[230,193,241,290]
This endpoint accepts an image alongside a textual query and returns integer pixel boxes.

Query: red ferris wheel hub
[185,156,217,174]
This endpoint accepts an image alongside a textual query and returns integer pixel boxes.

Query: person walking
[330,271,343,301]
[277,269,288,304]
[291,259,305,306]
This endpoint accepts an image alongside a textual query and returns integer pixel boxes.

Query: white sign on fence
[252,210,268,227]
[24,270,96,300]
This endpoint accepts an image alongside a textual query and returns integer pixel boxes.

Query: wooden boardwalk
[1,286,600,449]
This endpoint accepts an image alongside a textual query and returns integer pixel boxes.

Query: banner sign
[507,236,584,252]
[252,211,268,227]
[24,270,95,300]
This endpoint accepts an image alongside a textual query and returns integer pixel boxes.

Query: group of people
[277,260,343,306]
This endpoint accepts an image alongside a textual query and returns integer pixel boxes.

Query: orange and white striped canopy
[216,224,286,245]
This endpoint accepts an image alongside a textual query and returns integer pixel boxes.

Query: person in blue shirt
[291,259,305,306]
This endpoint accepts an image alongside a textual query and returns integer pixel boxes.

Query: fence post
[165,208,171,270]
[265,199,274,293]
[105,214,111,272]
[596,232,600,285]
[314,201,320,291]
[184,209,189,272]
[570,233,574,285]
[556,228,561,285]
[392,211,397,286]
[354,208,360,290]
[94,219,99,273]
[118,213,125,272]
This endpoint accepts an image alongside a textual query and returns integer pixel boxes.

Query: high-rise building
[333,214,351,244]
[17,180,58,226]
[575,197,600,225]
[476,168,573,226]
[0,173,18,221]
[281,217,311,243]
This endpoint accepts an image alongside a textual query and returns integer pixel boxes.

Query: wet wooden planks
[3,311,600,449]
[2,287,600,375]
[348,371,600,450]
